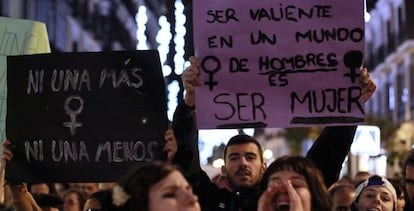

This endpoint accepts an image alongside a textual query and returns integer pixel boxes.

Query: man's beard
[227,167,262,190]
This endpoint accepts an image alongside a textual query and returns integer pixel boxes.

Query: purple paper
[193,0,365,129]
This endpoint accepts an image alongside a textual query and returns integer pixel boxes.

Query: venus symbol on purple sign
[63,96,83,135]
[201,56,220,91]
[343,51,363,83]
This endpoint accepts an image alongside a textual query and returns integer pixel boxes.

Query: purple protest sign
[193,0,365,129]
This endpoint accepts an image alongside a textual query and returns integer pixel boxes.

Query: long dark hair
[261,155,332,211]
[88,190,116,211]
[115,161,178,211]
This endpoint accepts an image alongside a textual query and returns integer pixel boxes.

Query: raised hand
[359,67,376,103]
[163,129,178,163]
[182,56,201,106]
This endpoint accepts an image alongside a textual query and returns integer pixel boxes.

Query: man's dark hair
[88,189,117,211]
[33,193,63,209]
[403,148,414,177]
[223,134,263,163]
[328,183,355,198]
[116,161,179,211]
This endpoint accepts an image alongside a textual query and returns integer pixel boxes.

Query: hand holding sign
[182,56,201,107]
[163,129,178,164]
[359,68,376,103]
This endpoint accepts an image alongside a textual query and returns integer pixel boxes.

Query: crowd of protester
[2,55,411,211]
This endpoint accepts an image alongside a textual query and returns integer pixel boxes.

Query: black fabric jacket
[172,102,357,211]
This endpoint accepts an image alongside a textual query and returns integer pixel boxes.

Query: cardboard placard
[193,0,365,129]
[6,50,168,183]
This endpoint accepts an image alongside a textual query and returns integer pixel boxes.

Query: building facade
[0,0,140,52]
[365,0,414,123]
[363,0,414,175]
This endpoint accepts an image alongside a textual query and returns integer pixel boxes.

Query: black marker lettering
[258,53,338,72]
[249,4,332,22]
[229,57,249,72]
[214,93,234,120]
[291,87,363,114]
[208,35,233,48]
[206,9,239,23]
[296,28,364,43]
[251,30,276,45]
[214,93,266,121]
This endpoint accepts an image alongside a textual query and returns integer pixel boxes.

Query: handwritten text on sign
[193,0,365,129]
[0,17,50,143]
[6,51,167,183]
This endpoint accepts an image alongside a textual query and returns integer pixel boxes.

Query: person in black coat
[172,57,376,211]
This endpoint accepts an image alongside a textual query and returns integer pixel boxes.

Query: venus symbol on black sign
[63,96,84,135]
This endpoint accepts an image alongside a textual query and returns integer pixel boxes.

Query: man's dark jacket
[172,102,357,211]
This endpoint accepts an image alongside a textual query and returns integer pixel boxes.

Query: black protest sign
[6,50,167,183]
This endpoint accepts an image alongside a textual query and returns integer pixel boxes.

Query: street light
[212,158,224,168]
[263,149,273,160]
